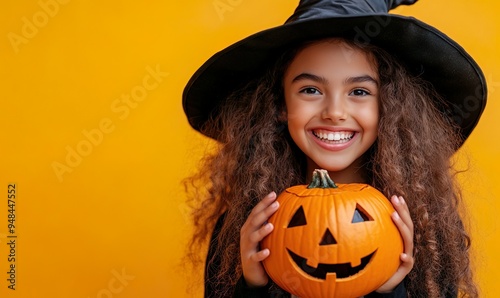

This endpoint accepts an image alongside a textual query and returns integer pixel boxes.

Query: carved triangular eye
[288,206,307,228]
[352,204,373,223]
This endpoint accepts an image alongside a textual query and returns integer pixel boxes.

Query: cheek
[286,97,320,125]
[357,103,379,133]
[285,99,308,135]
[285,96,303,122]
[286,122,305,152]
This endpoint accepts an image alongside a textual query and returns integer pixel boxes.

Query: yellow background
[0,0,498,297]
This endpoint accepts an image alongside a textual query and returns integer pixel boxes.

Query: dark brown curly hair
[184,38,478,297]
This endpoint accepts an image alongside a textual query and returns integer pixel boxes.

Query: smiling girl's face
[283,39,380,183]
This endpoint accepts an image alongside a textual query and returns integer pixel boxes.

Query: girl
[182,0,487,297]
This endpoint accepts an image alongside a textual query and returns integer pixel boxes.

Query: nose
[322,94,347,121]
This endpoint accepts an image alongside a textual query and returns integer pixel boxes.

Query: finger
[250,248,271,262]
[398,253,415,272]
[390,254,414,280]
[391,196,413,231]
[249,222,274,243]
[248,200,280,229]
[392,212,414,256]
[400,253,414,264]
[243,193,278,230]
[249,192,277,216]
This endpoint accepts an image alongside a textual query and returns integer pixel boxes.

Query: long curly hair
[184,38,478,297]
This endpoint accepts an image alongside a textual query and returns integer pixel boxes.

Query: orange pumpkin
[261,169,403,298]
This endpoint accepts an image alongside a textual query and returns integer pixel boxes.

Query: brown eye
[300,87,321,95]
[350,88,370,96]
[288,206,307,228]
[352,204,373,223]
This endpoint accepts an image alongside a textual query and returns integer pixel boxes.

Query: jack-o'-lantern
[261,169,403,298]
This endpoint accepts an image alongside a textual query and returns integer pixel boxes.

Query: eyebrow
[292,73,328,84]
[345,75,379,86]
[291,73,379,86]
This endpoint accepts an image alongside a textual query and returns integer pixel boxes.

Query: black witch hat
[183,0,487,144]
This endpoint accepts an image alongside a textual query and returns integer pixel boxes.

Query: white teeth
[315,131,354,142]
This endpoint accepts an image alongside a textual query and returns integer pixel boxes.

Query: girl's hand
[376,195,415,293]
[240,191,279,287]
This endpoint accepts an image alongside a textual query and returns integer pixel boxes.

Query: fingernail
[400,197,405,204]
[271,201,279,208]
[393,196,400,204]
[392,211,400,220]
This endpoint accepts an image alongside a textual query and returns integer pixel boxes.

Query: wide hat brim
[183,14,487,144]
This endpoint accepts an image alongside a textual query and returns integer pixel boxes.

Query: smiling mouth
[287,248,376,280]
[312,130,355,144]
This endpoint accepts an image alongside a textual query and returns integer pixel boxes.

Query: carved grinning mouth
[287,248,376,280]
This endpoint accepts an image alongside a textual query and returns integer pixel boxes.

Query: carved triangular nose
[320,228,337,246]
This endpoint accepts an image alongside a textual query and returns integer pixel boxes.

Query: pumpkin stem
[307,169,338,189]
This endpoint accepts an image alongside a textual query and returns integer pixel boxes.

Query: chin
[311,162,351,173]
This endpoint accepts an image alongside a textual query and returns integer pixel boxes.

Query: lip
[308,127,358,151]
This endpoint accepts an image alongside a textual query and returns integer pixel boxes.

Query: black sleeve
[204,214,225,298]
[205,214,283,298]
[233,275,272,298]
[365,281,407,298]
[445,284,458,298]
[235,277,405,298]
